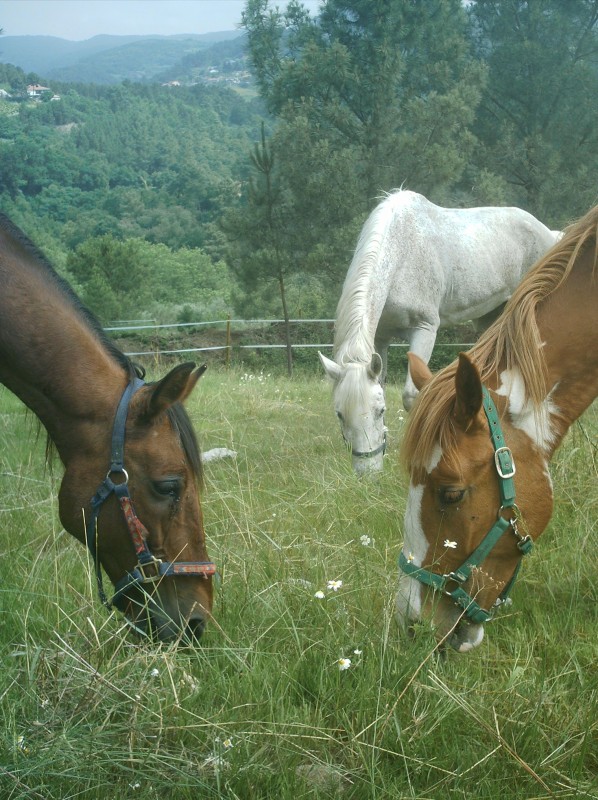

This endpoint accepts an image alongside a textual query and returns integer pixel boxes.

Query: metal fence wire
[105,318,475,358]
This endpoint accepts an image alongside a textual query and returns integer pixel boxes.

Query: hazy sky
[2,0,323,40]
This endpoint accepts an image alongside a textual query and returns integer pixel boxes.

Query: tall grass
[0,365,596,799]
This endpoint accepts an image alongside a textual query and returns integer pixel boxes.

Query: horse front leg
[402,324,438,411]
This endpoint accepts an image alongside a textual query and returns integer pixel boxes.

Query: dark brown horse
[0,213,215,642]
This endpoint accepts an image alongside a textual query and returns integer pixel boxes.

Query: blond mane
[402,204,598,475]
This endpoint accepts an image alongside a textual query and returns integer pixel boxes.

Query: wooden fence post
[226,315,231,368]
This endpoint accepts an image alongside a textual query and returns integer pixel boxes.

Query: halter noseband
[345,429,387,459]
[86,377,217,612]
[399,387,533,625]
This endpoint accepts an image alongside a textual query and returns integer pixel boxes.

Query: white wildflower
[359,534,372,546]
[443,540,458,549]
[327,579,343,591]
[338,657,352,671]
[314,590,325,599]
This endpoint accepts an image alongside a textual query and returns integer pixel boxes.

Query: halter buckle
[442,570,468,595]
[494,446,516,479]
[136,556,164,583]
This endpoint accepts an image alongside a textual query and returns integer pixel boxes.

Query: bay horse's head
[319,351,387,475]
[58,363,215,643]
[397,352,553,652]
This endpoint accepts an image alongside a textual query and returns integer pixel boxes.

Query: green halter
[399,387,533,625]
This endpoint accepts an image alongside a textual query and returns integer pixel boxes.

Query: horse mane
[0,214,203,484]
[334,191,401,366]
[402,203,598,477]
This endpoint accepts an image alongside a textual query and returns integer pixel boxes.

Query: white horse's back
[347,190,556,330]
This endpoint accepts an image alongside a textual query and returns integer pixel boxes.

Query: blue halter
[399,387,533,625]
[85,377,216,612]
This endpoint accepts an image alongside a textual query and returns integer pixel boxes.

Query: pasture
[0,364,596,799]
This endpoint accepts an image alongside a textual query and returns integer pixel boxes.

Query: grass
[0,363,596,799]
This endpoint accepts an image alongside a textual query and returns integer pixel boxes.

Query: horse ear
[453,353,483,429]
[368,352,383,379]
[143,363,206,420]
[407,352,433,390]
[318,351,341,381]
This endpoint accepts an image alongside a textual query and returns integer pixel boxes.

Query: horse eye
[153,479,182,500]
[336,411,344,423]
[439,487,466,506]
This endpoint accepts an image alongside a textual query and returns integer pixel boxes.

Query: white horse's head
[319,351,387,475]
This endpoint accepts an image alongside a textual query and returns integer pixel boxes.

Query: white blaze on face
[397,443,444,623]
[396,483,429,623]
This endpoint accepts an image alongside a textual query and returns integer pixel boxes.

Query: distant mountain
[0,32,243,84]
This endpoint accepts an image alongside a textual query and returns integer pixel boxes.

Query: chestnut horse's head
[58,363,215,643]
[397,352,553,652]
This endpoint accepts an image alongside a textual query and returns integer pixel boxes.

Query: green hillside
[0,32,244,84]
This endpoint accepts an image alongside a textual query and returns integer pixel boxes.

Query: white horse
[319,189,560,474]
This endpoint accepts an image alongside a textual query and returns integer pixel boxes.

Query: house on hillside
[27,84,52,98]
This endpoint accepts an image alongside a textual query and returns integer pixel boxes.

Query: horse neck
[0,237,127,463]
[506,253,598,457]
[334,202,396,361]
[539,261,598,451]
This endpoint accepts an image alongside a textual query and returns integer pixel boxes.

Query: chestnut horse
[0,214,215,642]
[397,202,598,652]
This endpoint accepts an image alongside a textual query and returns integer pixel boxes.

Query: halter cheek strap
[399,387,533,625]
[85,377,217,612]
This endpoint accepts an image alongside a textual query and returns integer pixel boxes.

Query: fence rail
[104,318,474,358]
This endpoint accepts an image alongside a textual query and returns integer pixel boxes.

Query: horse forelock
[334,363,372,418]
[167,403,203,488]
[401,203,598,477]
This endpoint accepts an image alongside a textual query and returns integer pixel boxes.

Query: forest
[1,0,598,331]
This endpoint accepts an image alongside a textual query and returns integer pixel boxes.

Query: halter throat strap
[85,377,216,612]
[399,387,533,625]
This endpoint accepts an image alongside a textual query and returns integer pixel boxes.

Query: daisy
[314,590,325,599]
[327,579,343,591]
[338,657,351,671]
[443,540,458,549]
[359,535,372,546]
